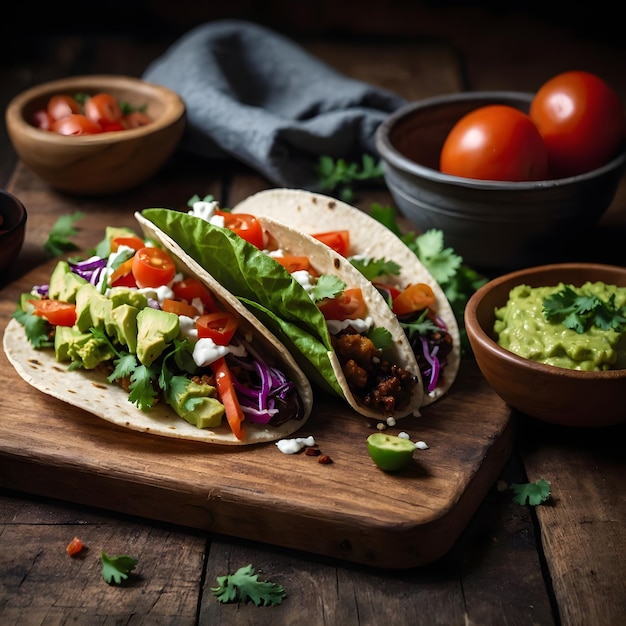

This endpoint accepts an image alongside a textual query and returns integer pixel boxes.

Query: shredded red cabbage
[69,256,108,286]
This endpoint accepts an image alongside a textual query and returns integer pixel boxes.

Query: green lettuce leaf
[141,208,342,397]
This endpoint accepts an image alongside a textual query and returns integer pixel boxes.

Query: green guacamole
[494,281,626,371]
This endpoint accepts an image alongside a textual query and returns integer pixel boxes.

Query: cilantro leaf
[400,309,440,342]
[101,551,138,585]
[211,564,286,606]
[510,479,551,506]
[350,256,401,281]
[543,286,626,334]
[13,307,53,348]
[128,363,159,410]
[44,212,84,258]
[368,326,393,351]
[316,155,384,202]
[311,274,346,302]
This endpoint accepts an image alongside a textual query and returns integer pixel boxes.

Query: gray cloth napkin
[142,20,406,190]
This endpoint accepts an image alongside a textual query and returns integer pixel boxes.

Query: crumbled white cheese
[415,441,429,450]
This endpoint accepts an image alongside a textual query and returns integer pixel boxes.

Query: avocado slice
[75,283,112,332]
[166,377,224,429]
[48,260,88,304]
[107,303,140,353]
[136,307,180,366]
[54,325,114,369]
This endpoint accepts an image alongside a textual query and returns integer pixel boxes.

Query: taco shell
[232,188,461,405]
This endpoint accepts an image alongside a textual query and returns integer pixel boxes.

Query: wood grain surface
[0,244,513,569]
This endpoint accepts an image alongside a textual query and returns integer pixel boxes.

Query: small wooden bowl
[0,190,27,278]
[465,263,626,427]
[5,75,186,196]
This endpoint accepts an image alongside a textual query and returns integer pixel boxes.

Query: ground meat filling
[331,331,418,414]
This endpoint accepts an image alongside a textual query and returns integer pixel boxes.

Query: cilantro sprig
[211,564,286,606]
[543,286,626,334]
[44,212,84,257]
[316,154,384,203]
[101,550,138,585]
[510,479,551,506]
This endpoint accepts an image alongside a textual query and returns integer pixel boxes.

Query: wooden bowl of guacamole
[465,263,626,427]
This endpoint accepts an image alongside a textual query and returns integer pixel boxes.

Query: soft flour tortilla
[139,209,425,420]
[3,228,314,446]
[233,188,461,405]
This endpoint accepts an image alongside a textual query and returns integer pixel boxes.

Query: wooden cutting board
[0,259,513,569]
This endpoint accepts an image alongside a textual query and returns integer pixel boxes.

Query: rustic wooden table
[1,7,625,625]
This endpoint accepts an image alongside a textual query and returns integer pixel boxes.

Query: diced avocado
[109,286,149,310]
[48,260,88,304]
[19,292,39,313]
[75,283,112,332]
[136,307,180,366]
[54,325,114,369]
[166,377,224,429]
[107,304,140,353]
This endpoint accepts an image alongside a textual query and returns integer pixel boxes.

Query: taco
[232,188,461,405]
[3,224,313,445]
[138,205,424,420]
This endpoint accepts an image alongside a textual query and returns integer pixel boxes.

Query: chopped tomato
[131,247,176,288]
[274,255,312,273]
[66,536,84,557]
[51,113,103,136]
[111,272,137,288]
[47,94,80,121]
[392,283,436,315]
[29,299,77,326]
[100,121,125,132]
[311,230,350,257]
[196,311,238,345]
[161,298,200,318]
[85,93,122,126]
[211,357,245,440]
[122,111,153,129]
[216,211,264,248]
[172,277,217,312]
[318,287,367,321]
[111,236,146,252]
[32,109,53,130]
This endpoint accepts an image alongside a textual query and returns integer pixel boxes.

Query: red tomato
[85,93,122,126]
[373,281,402,302]
[100,121,125,132]
[51,114,102,136]
[172,277,217,312]
[440,105,548,181]
[318,288,367,321]
[122,111,153,129]
[47,94,80,121]
[29,299,77,326]
[274,255,312,273]
[32,109,53,130]
[131,247,176,288]
[161,299,200,318]
[196,311,238,345]
[392,283,436,316]
[66,536,84,557]
[529,71,626,178]
[311,230,350,256]
[111,236,146,252]
[216,211,264,248]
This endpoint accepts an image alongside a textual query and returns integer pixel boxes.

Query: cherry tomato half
[51,113,102,136]
[216,211,264,248]
[392,283,436,316]
[529,70,626,178]
[29,299,77,327]
[196,311,238,345]
[318,287,367,321]
[440,105,548,181]
[85,93,122,126]
[172,277,217,312]
[131,247,177,288]
[122,111,153,129]
[47,94,81,121]
[311,230,350,257]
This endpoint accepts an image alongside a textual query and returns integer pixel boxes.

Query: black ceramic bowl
[375,91,626,272]
[0,190,27,277]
